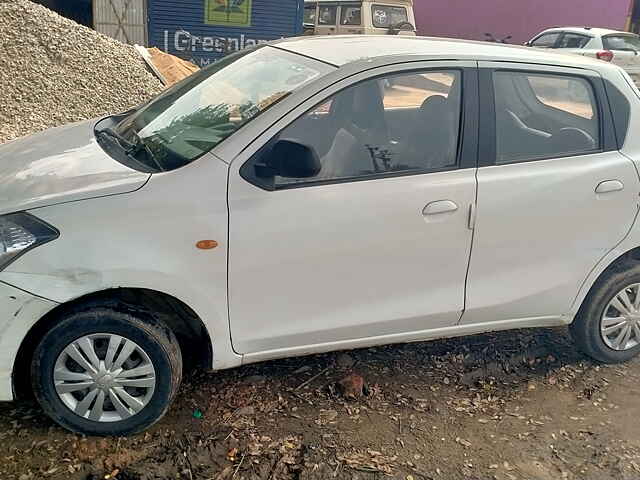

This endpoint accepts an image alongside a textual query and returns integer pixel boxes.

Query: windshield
[114,46,334,171]
[371,4,408,28]
[603,34,640,52]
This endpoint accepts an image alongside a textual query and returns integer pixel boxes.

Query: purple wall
[414,0,633,44]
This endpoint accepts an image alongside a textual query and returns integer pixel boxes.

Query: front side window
[304,4,317,24]
[530,32,560,48]
[274,70,462,188]
[557,33,591,49]
[494,71,600,165]
[114,46,334,172]
[372,5,408,28]
[318,5,337,25]
[341,5,362,25]
[603,34,640,52]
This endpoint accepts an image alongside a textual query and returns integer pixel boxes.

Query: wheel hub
[601,284,640,352]
[53,334,156,423]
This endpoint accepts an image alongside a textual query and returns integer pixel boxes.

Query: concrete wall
[414,0,633,44]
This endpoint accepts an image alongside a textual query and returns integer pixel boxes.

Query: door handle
[595,180,624,194]
[423,200,458,216]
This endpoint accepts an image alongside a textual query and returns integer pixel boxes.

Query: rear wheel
[31,308,182,436]
[571,262,640,363]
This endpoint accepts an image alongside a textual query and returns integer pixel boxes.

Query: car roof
[535,27,634,38]
[274,35,615,69]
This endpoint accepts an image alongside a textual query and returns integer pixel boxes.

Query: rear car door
[556,31,593,55]
[227,62,479,356]
[315,3,338,35]
[337,3,364,34]
[462,62,639,325]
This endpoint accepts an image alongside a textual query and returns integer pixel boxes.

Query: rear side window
[318,5,337,25]
[557,33,591,49]
[341,5,362,25]
[372,5,408,28]
[603,35,640,51]
[493,71,600,164]
[530,32,560,48]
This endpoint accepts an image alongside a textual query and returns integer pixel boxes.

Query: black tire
[31,308,182,436]
[571,260,640,364]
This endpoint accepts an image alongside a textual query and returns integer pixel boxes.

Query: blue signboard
[148,0,305,67]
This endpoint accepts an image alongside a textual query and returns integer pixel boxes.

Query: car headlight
[0,213,59,271]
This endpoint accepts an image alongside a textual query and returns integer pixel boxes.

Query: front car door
[462,62,639,326]
[227,61,479,358]
[528,31,562,49]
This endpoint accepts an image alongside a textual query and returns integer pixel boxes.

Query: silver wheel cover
[53,333,156,422]
[601,284,640,352]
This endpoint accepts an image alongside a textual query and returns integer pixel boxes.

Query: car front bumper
[0,281,57,401]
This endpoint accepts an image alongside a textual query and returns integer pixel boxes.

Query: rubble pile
[0,0,164,144]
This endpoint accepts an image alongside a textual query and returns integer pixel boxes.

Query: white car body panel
[228,168,476,354]
[0,119,150,215]
[0,153,240,375]
[464,151,639,324]
[2,37,640,401]
[0,282,57,400]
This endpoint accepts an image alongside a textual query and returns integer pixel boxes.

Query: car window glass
[341,5,362,25]
[528,75,595,119]
[603,35,640,51]
[494,71,599,165]
[318,6,337,25]
[304,5,316,24]
[557,33,590,49]
[371,5,408,28]
[115,46,334,172]
[531,32,560,48]
[275,70,462,188]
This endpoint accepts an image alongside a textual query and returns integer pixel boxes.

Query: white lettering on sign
[163,29,268,64]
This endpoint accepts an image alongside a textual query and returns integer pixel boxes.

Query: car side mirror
[255,139,321,179]
[524,41,532,47]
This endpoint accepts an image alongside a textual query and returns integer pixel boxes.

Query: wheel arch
[12,287,213,399]
[571,245,640,321]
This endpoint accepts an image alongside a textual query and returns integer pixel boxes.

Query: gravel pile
[0,0,164,144]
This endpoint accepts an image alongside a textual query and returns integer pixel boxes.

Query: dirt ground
[2,327,640,480]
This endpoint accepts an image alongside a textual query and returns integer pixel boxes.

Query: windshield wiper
[97,127,138,153]
[97,128,165,172]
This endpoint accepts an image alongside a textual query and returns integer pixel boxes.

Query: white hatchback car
[526,27,640,84]
[2,35,640,436]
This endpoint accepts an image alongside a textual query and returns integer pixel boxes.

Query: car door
[461,62,639,326]
[555,31,593,56]
[227,62,479,357]
[336,3,364,35]
[528,31,562,49]
[315,3,338,35]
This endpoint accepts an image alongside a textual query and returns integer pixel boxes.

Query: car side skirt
[240,315,570,365]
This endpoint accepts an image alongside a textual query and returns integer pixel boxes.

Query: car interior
[280,72,462,184]
[494,72,599,164]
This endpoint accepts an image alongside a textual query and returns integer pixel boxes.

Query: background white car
[526,27,640,84]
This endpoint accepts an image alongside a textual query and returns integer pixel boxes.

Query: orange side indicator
[196,240,218,250]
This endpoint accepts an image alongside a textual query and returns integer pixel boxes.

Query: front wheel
[31,308,182,436]
[571,262,640,364]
